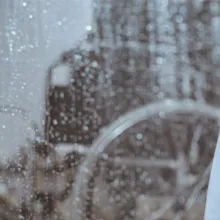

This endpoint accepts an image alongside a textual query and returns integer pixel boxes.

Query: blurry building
[43,0,220,146]
[92,0,220,111]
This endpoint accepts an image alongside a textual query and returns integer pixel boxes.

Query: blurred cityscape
[1,0,220,219]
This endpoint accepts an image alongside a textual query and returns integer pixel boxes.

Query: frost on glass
[1,0,220,220]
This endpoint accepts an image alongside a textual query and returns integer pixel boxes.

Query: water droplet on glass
[53,119,58,125]
[175,14,183,23]
[136,133,143,140]
[18,214,25,220]
[57,21,62,26]
[11,31,16,35]
[159,111,166,118]
[156,57,164,65]
[83,126,88,131]
[86,25,92,31]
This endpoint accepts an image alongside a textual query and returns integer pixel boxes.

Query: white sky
[0,0,92,159]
